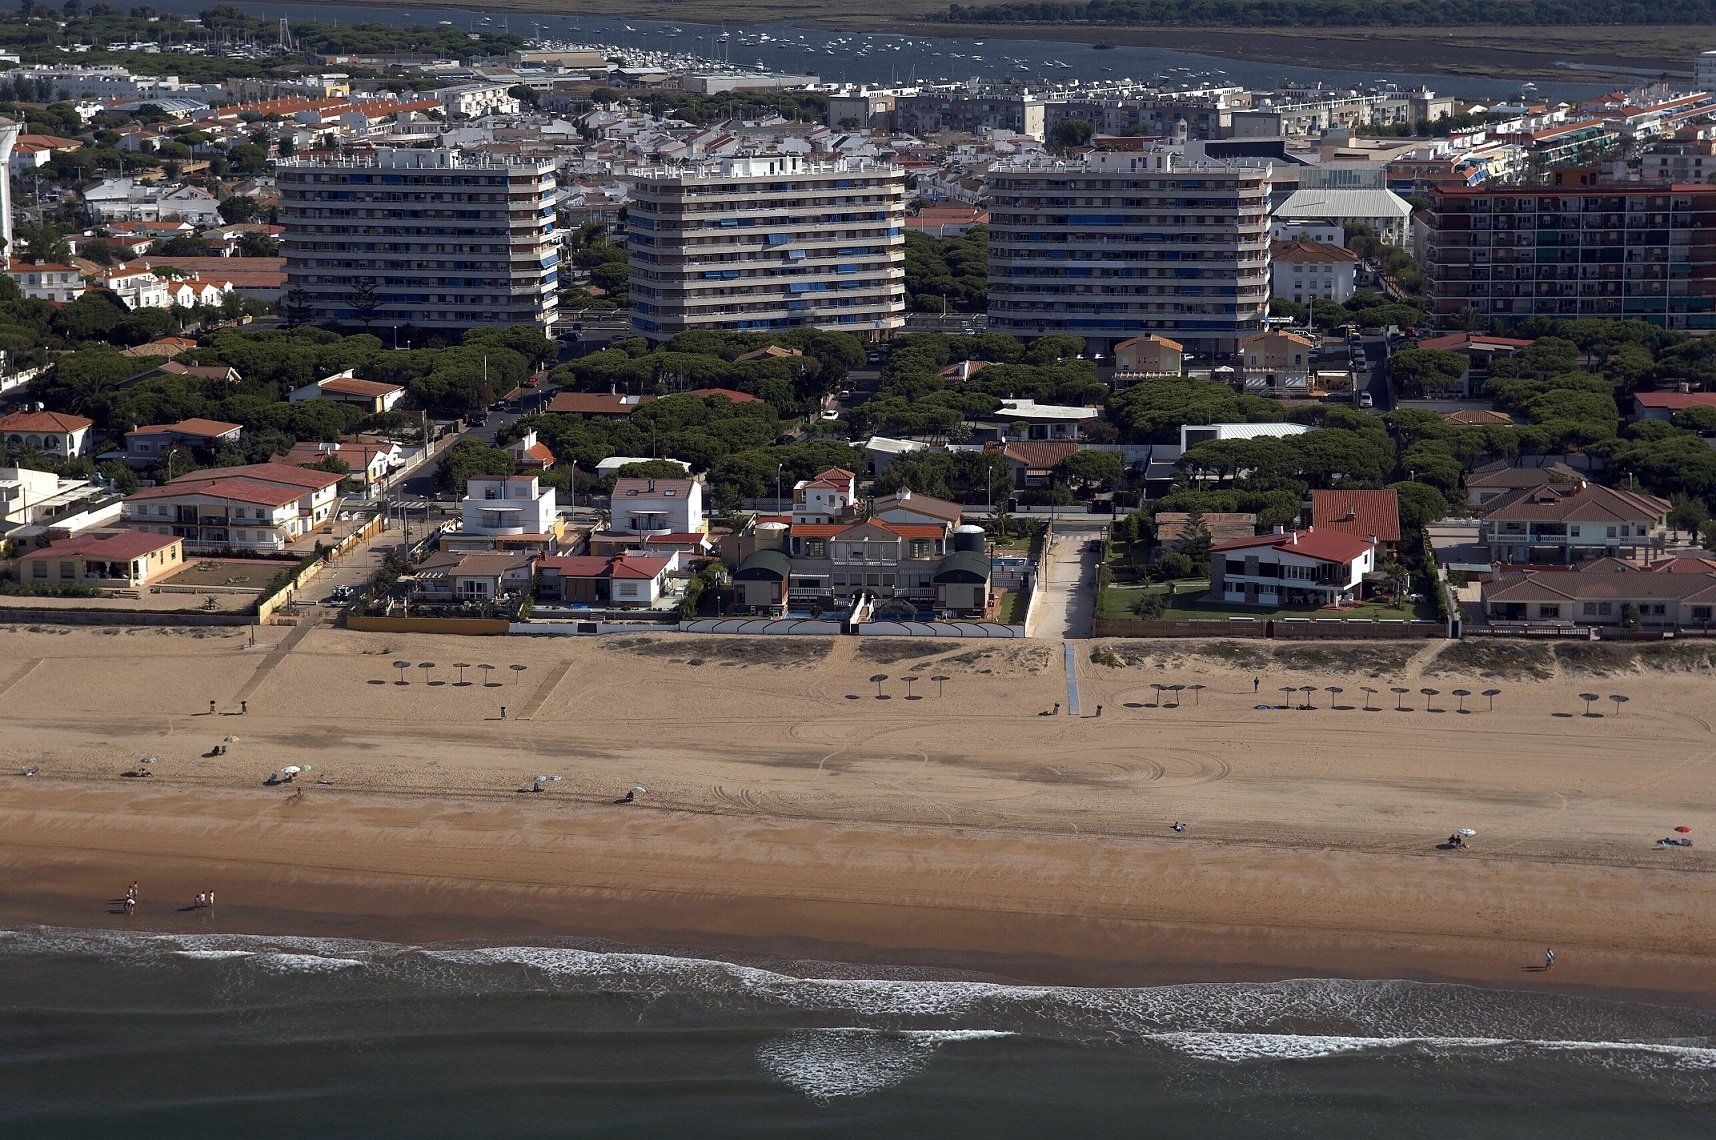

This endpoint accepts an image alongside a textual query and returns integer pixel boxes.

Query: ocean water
[0,927,1712,1137]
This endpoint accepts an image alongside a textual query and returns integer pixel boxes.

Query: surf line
[1063,640,1081,717]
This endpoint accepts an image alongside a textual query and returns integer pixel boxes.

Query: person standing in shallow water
[1544,948,1555,970]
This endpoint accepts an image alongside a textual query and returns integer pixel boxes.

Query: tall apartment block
[627,156,906,341]
[1427,183,1716,331]
[277,149,558,331]
[986,147,1273,356]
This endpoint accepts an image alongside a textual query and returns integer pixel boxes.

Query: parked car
[1358,391,1374,409]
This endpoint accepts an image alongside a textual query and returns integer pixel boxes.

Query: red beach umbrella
[1675,826,1693,834]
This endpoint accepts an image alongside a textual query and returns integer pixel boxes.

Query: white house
[461,474,558,538]
[288,370,407,414]
[440,83,521,118]
[995,398,1100,441]
[0,409,94,457]
[792,466,858,524]
[96,262,171,309]
[1180,422,1311,450]
[609,475,704,535]
[123,463,344,552]
[5,260,84,303]
[1209,526,1378,608]
[1270,238,1360,304]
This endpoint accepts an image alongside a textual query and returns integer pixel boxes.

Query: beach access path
[1029,523,1101,640]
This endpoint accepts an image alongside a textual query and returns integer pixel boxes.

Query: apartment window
[1606,526,1618,538]
[1693,606,1712,622]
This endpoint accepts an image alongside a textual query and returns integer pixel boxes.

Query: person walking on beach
[1544,948,1555,970]
[1253,677,1260,694]
[127,881,138,902]
[123,895,135,914]
[194,892,207,909]
[204,890,215,909]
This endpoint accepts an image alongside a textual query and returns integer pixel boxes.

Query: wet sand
[0,625,1710,1002]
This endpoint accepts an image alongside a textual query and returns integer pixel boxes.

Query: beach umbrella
[631,786,647,794]
[930,674,950,698]
[1360,685,1378,711]
[1609,694,1629,717]
[1390,686,1409,711]
[1675,826,1693,834]
[1188,683,1205,706]
[1452,688,1471,712]
[870,673,888,698]
[532,774,561,784]
[282,765,301,775]
[454,663,472,685]
[1482,688,1501,712]
[1457,828,1477,837]
[1579,692,1600,716]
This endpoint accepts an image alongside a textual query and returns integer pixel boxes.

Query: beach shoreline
[0,624,1711,1017]
[2,776,1713,1011]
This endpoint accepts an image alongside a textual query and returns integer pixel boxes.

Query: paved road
[1029,522,1105,640]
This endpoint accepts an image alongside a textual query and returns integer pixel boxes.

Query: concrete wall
[0,606,250,627]
[1092,617,1444,639]
[347,614,509,635]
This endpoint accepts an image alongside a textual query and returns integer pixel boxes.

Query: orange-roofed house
[1209,526,1379,609]
[1310,488,1403,554]
[732,510,991,615]
[288,370,406,414]
[536,552,679,607]
[5,259,84,303]
[1113,334,1184,379]
[124,418,243,467]
[14,530,184,589]
[503,428,556,470]
[0,409,94,457]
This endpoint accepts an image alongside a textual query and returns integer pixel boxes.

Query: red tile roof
[1000,440,1081,469]
[22,530,179,561]
[817,467,857,482]
[128,417,242,438]
[320,376,404,398]
[168,461,342,491]
[790,523,846,538]
[684,387,764,404]
[0,410,93,433]
[1212,528,1375,565]
[547,392,654,416]
[538,554,671,579]
[128,477,305,508]
[1635,391,1716,410]
[874,522,946,539]
[1310,489,1402,543]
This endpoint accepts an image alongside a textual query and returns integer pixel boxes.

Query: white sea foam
[755,1028,1013,1101]
[170,950,255,961]
[1155,1031,1716,1070]
[252,952,365,974]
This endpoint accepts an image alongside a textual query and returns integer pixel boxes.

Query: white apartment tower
[277,149,558,331]
[987,146,1273,356]
[627,156,906,340]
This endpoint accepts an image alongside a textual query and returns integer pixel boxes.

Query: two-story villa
[1209,526,1377,609]
[1479,480,1669,565]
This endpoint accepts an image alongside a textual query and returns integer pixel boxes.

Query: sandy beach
[0,624,1710,1003]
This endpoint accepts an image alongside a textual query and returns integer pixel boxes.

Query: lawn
[996,587,1029,625]
[1098,580,1437,623]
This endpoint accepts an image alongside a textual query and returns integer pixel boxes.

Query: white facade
[440,83,521,118]
[1212,533,1377,607]
[461,474,557,537]
[609,476,704,535]
[277,149,559,330]
[1270,239,1359,304]
[987,146,1274,355]
[627,155,906,340]
[5,261,84,303]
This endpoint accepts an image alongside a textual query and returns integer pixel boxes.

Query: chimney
[1290,531,1299,545]
[1271,524,1285,535]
